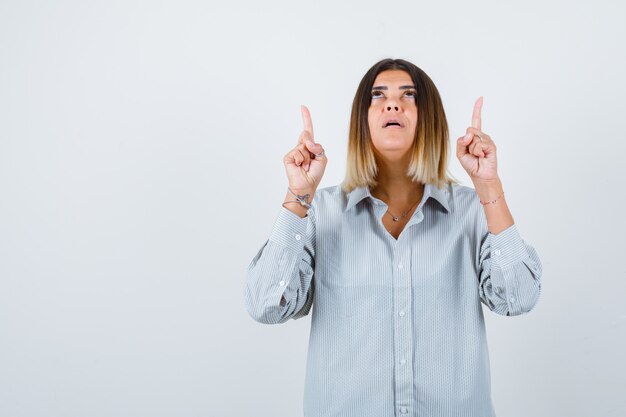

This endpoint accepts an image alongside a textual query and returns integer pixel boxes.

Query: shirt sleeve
[244,205,316,324]
[476,222,543,316]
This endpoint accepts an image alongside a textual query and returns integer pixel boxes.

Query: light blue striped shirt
[245,182,542,417]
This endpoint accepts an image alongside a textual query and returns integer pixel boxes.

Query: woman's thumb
[305,139,319,152]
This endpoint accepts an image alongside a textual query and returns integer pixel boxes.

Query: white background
[1,1,625,416]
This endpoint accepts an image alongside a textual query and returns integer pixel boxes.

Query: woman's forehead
[373,70,413,87]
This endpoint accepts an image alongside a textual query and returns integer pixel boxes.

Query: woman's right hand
[283,105,327,194]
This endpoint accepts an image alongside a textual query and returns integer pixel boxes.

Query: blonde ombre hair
[341,59,458,193]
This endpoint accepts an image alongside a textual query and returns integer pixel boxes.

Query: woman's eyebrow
[371,85,416,90]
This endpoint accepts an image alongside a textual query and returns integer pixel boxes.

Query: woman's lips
[382,119,403,128]
[383,119,404,129]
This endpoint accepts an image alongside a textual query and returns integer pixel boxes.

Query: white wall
[1,1,624,416]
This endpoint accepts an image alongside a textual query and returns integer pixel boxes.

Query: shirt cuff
[489,223,528,269]
[268,205,310,254]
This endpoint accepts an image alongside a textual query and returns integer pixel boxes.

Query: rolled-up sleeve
[244,205,316,324]
[477,223,542,316]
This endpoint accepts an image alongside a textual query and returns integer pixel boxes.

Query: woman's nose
[385,98,400,112]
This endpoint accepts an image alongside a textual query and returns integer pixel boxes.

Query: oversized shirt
[245,182,542,417]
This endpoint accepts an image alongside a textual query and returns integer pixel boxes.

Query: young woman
[245,58,542,417]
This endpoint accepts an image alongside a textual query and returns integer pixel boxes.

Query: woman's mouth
[383,119,403,128]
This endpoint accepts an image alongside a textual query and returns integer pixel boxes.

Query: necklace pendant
[392,216,399,222]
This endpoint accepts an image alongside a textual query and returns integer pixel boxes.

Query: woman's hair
[341,58,458,193]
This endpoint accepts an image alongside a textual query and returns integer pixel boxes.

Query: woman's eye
[404,91,416,98]
[371,90,384,99]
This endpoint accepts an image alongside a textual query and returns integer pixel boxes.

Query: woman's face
[367,70,418,161]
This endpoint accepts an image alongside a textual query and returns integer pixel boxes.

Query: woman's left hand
[456,97,499,183]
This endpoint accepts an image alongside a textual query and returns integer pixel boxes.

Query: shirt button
[399,310,405,317]
[494,249,501,256]
[295,234,301,241]
[400,359,406,365]
[496,287,503,295]
[279,280,286,287]
[509,296,516,303]
[400,407,408,414]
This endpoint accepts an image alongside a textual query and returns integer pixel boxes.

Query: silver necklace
[387,199,420,222]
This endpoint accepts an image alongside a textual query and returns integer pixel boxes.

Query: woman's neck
[370,156,424,204]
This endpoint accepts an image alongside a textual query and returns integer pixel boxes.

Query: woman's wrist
[282,187,315,218]
[472,177,503,202]
[282,196,310,218]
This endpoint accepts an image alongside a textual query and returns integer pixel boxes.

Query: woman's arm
[245,105,325,324]
[457,97,541,315]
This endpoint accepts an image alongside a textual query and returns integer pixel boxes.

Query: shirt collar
[345,183,450,213]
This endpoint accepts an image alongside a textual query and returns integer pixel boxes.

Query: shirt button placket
[392,242,414,415]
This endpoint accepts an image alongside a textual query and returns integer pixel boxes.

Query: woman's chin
[372,137,413,150]
[374,148,413,162]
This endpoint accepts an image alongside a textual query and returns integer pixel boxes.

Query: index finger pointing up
[301,105,315,142]
[472,96,483,131]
